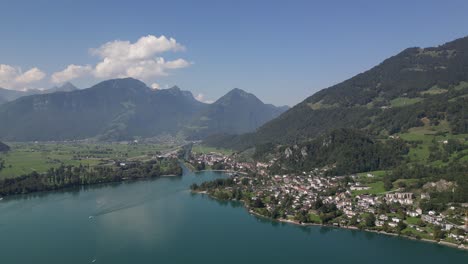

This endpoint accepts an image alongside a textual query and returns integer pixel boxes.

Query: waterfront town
[189,151,468,249]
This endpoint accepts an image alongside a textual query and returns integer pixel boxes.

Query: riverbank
[194,190,468,251]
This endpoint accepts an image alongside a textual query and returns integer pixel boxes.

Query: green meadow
[0,142,173,179]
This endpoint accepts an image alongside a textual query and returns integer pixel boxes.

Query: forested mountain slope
[205,36,468,150]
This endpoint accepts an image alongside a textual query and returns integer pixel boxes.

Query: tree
[433,226,446,240]
[313,198,323,210]
[396,221,407,234]
[383,176,393,191]
[195,162,206,171]
[251,198,264,208]
[364,214,376,227]
[295,211,308,223]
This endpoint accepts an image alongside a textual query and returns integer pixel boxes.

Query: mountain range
[205,36,468,151]
[0,82,78,105]
[0,78,288,141]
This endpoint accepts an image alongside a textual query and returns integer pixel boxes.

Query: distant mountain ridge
[0,82,78,105]
[0,78,287,141]
[187,88,289,138]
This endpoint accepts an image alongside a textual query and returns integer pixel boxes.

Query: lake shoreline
[194,190,468,251]
[194,169,249,175]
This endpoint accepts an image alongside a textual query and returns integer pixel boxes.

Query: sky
[1,0,468,106]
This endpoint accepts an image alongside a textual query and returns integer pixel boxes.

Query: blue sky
[1,0,468,106]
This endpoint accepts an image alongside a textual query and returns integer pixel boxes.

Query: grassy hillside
[205,36,468,150]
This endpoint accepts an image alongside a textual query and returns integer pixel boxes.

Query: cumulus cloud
[94,56,190,80]
[90,35,185,60]
[51,64,93,84]
[150,82,160,89]
[51,34,191,84]
[0,64,45,90]
[195,93,214,104]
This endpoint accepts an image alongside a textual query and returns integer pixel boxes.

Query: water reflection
[319,226,333,235]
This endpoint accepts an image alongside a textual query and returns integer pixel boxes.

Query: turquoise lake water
[0,167,466,263]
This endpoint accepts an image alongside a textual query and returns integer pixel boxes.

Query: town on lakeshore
[188,150,468,250]
[3,2,468,263]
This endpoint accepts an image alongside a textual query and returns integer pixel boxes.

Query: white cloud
[195,93,213,104]
[91,35,190,80]
[0,64,45,90]
[90,35,185,61]
[51,34,191,84]
[51,64,93,84]
[150,82,160,89]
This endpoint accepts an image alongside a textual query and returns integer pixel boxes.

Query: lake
[0,167,466,263]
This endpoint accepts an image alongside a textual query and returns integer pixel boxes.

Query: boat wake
[91,189,185,217]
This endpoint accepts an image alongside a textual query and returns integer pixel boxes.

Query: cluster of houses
[193,153,229,166]
[385,193,414,205]
[190,152,255,172]
[190,151,467,244]
[421,211,455,231]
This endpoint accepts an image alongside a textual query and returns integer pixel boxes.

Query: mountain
[0,82,78,105]
[0,141,9,152]
[0,78,285,141]
[205,36,468,150]
[0,88,36,104]
[267,128,409,175]
[187,88,288,138]
[46,82,78,93]
[0,78,201,141]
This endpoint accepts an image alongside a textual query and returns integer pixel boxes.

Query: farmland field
[0,142,175,179]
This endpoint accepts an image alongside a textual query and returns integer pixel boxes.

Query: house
[385,192,413,205]
[375,220,384,227]
[379,215,389,221]
[443,224,454,231]
[421,193,430,199]
[351,186,371,191]
[407,211,420,217]
[422,214,436,224]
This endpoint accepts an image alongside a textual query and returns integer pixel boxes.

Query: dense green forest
[265,129,409,175]
[0,158,182,196]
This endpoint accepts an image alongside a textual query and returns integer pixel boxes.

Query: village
[189,151,468,248]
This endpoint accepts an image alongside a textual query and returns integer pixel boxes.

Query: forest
[265,128,409,175]
[0,158,182,196]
